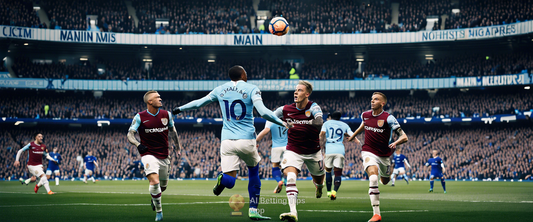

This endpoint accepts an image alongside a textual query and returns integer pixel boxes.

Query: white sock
[391,174,396,185]
[84,176,87,182]
[25,178,32,184]
[55,177,59,185]
[150,184,163,212]
[91,177,95,182]
[286,172,298,214]
[39,177,51,193]
[369,175,380,216]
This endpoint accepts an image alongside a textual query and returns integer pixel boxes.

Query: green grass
[0,179,532,221]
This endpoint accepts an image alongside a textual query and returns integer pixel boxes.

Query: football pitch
[0,180,531,222]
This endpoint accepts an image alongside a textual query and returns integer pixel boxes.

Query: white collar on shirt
[231,80,245,86]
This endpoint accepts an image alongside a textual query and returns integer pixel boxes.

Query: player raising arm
[14,133,56,194]
[128,90,182,221]
[348,92,408,222]
[172,65,288,220]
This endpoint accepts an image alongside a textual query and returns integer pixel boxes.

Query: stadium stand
[0,0,44,28]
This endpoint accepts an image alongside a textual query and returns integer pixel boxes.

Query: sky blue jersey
[265,120,288,148]
[321,119,353,155]
[179,80,285,141]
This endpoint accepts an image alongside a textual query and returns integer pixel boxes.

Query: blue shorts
[47,164,59,172]
[430,171,443,179]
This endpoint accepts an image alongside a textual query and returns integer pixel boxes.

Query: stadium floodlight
[143,59,152,62]
[525,86,531,90]
[208,60,215,63]
[14,121,24,125]
[33,6,41,10]
[356,58,364,62]
[24,43,29,46]
[80,58,88,61]
[452,9,460,14]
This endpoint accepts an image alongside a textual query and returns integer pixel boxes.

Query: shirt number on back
[329,127,344,142]
[223,100,246,121]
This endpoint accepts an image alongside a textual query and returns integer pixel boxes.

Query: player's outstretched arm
[14,143,31,167]
[256,127,271,143]
[348,122,364,142]
[404,159,412,169]
[173,94,216,115]
[253,100,287,128]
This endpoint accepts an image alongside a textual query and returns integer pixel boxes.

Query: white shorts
[324,154,345,169]
[271,146,286,163]
[393,167,406,175]
[85,169,94,175]
[220,139,261,173]
[361,151,392,178]
[46,170,60,175]
[28,165,45,177]
[281,150,325,176]
[141,155,171,181]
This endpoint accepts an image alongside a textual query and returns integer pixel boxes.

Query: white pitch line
[300,210,429,213]
[1,191,532,204]
[0,201,228,208]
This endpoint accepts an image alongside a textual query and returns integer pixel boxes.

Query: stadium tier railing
[0,73,530,91]
[1,21,532,45]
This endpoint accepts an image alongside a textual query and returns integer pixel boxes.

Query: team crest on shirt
[145,163,150,169]
[305,110,311,117]
[377,120,384,127]
[282,159,287,164]
[242,93,248,99]
[161,118,168,126]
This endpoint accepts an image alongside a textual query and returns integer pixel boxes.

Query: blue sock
[326,172,332,191]
[441,179,446,191]
[221,174,236,189]
[248,165,261,209]
[272,167,282,183]
[430,180,434,189]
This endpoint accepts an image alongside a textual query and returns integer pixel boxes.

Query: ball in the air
[269,17,290,36]
[228,194,245,210]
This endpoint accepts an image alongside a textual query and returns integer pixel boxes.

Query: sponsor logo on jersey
[365,126,385,133]
[286,119,312,124]
[145,126,169,133]
[305,110,311,117]
[377,120,384,127]
[161,118,168,126]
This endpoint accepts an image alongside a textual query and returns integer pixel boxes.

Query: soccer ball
[269,17,289,36]
[228,194,245,211]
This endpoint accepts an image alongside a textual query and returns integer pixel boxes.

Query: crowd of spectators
[1,125,531,181]
[1,89,531,121]
[398,0,450,31]
[365,52,533,79]
[13,52,533,80]
[0,0,44,28]
[132,0,255,34]
[446,0,533,30]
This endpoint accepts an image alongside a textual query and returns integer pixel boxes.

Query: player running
[390,148,411,186]
[14,133,56,194]
[256,117,288,193]
[274,80,325,222]
[425,150,446,193]
[319,111,353,200]
[46,147,62,186]
[172,65,288,220]
[128,90,182,221]
[348,92,408,222]
[83,151,98,183]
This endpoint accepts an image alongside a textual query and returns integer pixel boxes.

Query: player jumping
[14,133,56,194]
[319,111,353,200]
[128,90,182,221]
[275,80,325,222]
[426,149,446,193]
[172,65,288,220]
[256,117,288,193]
[46,147,62,186]
[348,92,408,222]
[390,148,411,186]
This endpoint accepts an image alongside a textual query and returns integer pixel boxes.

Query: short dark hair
[330,111,342,120]
[228,65,245,81]
[34,133,41,139]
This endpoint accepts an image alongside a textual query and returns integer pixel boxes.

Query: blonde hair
[143,90,158,104]
[372,92,387,104]
[298,80,313,94]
